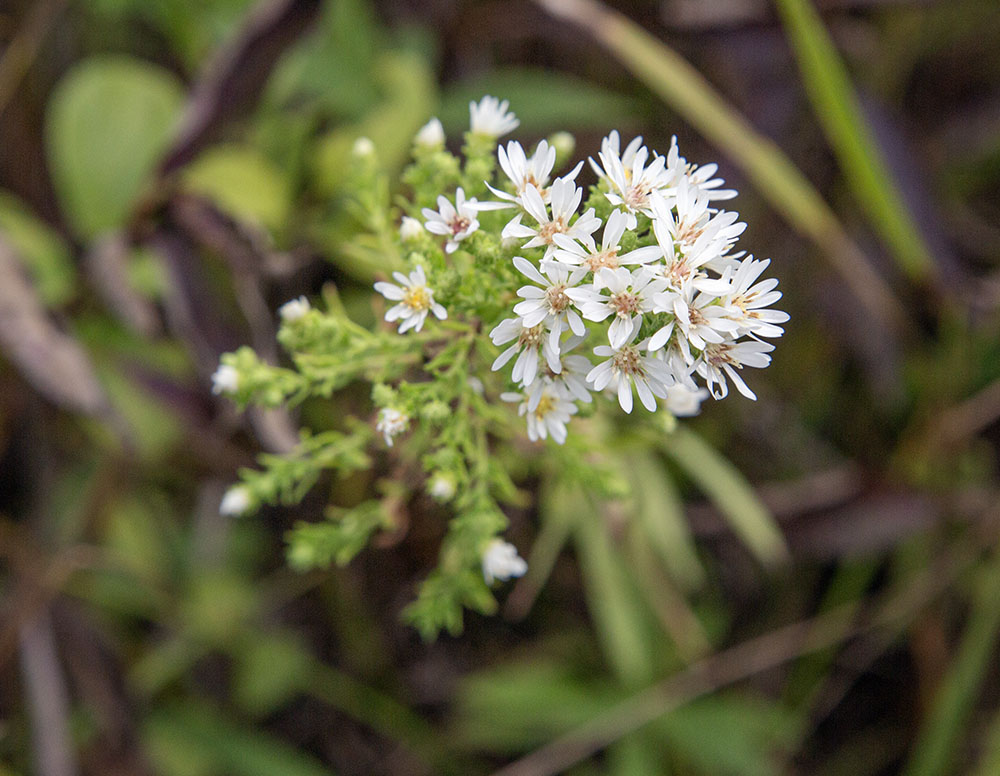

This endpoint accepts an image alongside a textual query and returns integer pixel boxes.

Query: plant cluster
[213,96,787,637]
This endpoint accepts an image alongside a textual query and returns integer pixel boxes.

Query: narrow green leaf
[0,191,76,306]
[439,68,637,132]
[569,482,658,687]
[659,427,789,566]
[773,0,934,281]
[904,552,1000,776]
[623,452,705,591]
[146,700,335,776]
[46,56,184,239]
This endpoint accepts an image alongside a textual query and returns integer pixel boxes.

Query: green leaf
[46,56,184,239]
[439,68,637,133]
[145,700,335,776]
[454,661,624,752]
[233,633,311,716]
[658,427,789,566]
[623,452,705,591]
[182,145,291,232]
[0,191,76,306]
[656,694,796,776]
[569,482,659,687]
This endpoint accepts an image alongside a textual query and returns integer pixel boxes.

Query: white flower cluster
[488,128,788,442]
[373,98,787,446]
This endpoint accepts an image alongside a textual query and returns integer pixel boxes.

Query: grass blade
[657,427,789,567]
[773,0,934,282]
[903,550,1000,776]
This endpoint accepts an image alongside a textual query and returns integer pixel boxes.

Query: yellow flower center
[534,392,556,418]
[404,285,431,311]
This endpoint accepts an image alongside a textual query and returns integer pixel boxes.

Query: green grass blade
[773,0,934,282]
[903,551,1000,776]
[657,427,789,567]
[623,452,705,592]
[535,0,908,333]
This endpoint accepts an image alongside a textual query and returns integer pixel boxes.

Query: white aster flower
[376,407,409,446]
[469,95,520,138]
[591,131,672,224]
[352,136,375,157]
[695,339,775,401]
[482,538,528,584]
[665,136,737,201]
[649,289,740,353]
[586,321,675,413]
[421,187,483,254]
[511,256,587,351]
[414,117,445,148]
[374,265,447,333]
[220,485,251,516]
[211,363,239,395]
[488,139,556,205]
[655,182,745,269]
[719,256,789,339]
[647,190,743,297]
[490,317,561,388]
[567,266,666,349]
[488,140,584,208]
[279,295,310,322]
[501,178,600,256]
[550,208,661,274]
[427,473,456,502]
[665,384,711,417]
[399,216,425,242]
[502,381,578,444]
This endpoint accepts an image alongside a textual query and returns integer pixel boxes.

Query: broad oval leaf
[46,56,185,239]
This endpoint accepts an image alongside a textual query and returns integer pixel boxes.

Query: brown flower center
[609,291,640,318]
[545,284,569,313]
[612,345,644,376]
[517,324,544,349]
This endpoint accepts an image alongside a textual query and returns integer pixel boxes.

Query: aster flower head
[665,135,737,201]
[586,320,675,413]
[469,95,520,138]
[422,187,484,254]
[482,538,528,584]
[502,380,578,444]
[550,208,661,275]
[488,140,557,206]
[376,407,409,446]
[501,177,600,256]
[219,485,251,516]
[490,316,562,388]
[279,295,310,322]
[665,384,711,417]
[695,339,775,401]
[719,256,789,339]
[211,363,239,395]
[374,265,447,334]
[511,256,587,351]
[567,266,667,349]
[414,117,445,149]
[591,131,672,224]
[399,215,424,242]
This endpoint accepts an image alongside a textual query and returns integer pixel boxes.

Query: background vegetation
[2,0,1000,774]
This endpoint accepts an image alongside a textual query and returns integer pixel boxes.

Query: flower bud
[414,117,445,149]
